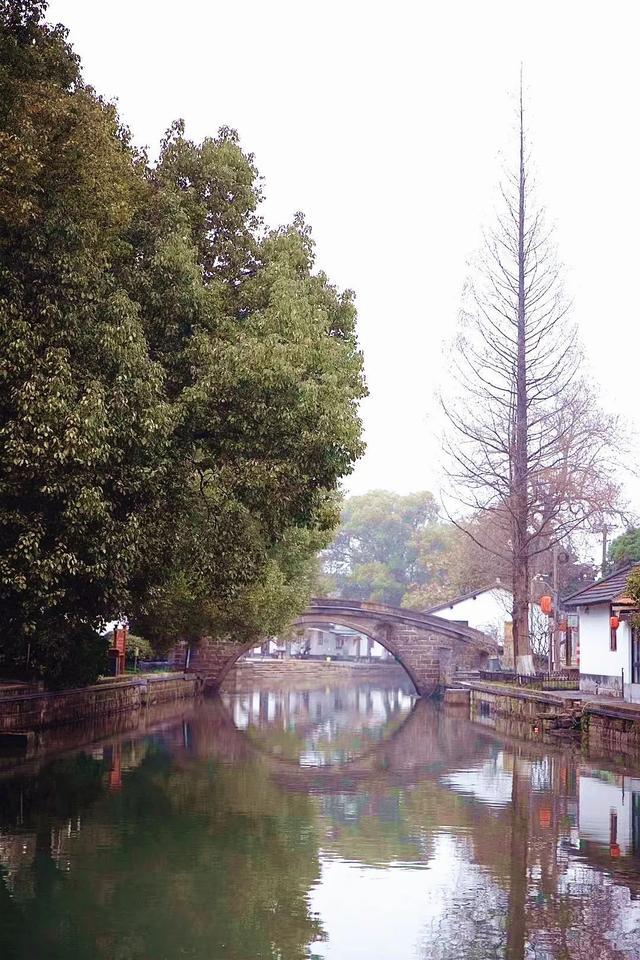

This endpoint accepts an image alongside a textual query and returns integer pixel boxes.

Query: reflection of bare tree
[506,755,529,960]
[410,735,640,960]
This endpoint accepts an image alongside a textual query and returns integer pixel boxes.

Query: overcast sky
[48,0,640,513]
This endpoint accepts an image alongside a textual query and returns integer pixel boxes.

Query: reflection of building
[224,683,413,732]
[579,773,640,857]
[565,563,640,700]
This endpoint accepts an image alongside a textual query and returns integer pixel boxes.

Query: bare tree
[442,76,623,673]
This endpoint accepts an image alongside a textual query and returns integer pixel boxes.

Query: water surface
[1,673,640,959]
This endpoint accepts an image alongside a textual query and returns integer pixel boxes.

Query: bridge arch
[290,611,422,692]
[170,598,498,697]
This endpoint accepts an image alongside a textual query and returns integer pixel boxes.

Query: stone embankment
[0,674,199,735]
[0,697,198,779]
[462,679,640,757]
[221,659,409,692]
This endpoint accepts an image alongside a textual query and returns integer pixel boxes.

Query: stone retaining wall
[0,698,199,778]
[585,705,640,757]
[466,680,640,756]
[221,659,409,692]
[0,674,200,733]
[468,683,573,720]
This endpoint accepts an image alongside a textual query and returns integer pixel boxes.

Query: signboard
[113,626,127,655]
[110,625,128,676]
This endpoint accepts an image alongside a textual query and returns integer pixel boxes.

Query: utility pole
[601,525,609,578]
[545,543,560,674]
[552,543,560,672]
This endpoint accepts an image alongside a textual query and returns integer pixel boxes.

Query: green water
[0,677,639,959]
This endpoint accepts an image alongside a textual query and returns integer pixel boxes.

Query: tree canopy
[609,528,640,570]
[0,1,365,684]
[321,490,441,607]
[320,490,597,620]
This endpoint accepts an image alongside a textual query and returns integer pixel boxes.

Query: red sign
[113,626,128,655]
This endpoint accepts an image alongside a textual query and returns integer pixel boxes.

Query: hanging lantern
[540,595,553,615]
[610,615,620,631]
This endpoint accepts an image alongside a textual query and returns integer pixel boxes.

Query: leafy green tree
[131,123,365,648]
[609,528,640,570]
[0,2,365,684]
[0,1,171,684]
[401,523,469,609]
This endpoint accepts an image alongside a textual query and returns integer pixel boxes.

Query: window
[565,627,573,666]
[633,628,640,684]
[610,810,618,846]
[632,793,640,855]
[610,623,617,652]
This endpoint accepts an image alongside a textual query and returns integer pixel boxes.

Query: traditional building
[564,563,640,700]
[426,583,546,647]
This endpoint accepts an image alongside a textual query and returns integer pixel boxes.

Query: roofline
[425,582,510,614]
[563,562,639,606]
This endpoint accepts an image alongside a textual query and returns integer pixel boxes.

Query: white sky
[48,0,640,517]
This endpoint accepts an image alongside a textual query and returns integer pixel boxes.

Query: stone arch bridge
[171,598,498,697]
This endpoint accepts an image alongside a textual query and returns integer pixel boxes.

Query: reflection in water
[221,678,416,765]
[0,677,639,958]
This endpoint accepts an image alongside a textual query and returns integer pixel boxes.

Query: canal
[1,672,639,959]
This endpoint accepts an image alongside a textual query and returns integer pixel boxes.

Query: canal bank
[0,673,199,736]
[460,679,640,758]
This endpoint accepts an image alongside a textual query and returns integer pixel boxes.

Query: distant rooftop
[425,582,509,614]
[563,563,640,607]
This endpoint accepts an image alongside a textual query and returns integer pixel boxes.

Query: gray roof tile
[563,563,639,606]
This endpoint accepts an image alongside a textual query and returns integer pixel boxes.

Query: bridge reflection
[221,678,416,765]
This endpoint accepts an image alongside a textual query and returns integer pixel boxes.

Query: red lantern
[540,595,553,615]
[610,615,620,631]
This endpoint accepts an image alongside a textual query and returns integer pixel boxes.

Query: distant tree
[401,521,498,610]
[321,491,440,606]
[442,78,622,673]
[609,528,640,570]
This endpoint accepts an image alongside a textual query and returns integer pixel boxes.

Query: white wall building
[249,626,390,660]
[565,563,640,701]
[426,584,545,646]
[302,625,389,659]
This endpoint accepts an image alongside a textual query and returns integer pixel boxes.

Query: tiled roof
[563,563,640,607]
[425,582,509,614]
